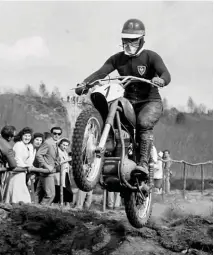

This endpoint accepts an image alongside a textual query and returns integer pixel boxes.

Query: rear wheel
[71,108,103,192]
[124,186,153,228]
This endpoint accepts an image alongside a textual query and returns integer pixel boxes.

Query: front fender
[90,92,108,122]
[90,93,136,128]
[118,98,136,128]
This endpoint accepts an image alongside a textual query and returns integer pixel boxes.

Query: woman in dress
[53,138,73,205]
[4,127,36,203]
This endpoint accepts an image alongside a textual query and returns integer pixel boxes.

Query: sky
[0,1,212,109]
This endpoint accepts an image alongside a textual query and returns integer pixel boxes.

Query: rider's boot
[135,133,152,176]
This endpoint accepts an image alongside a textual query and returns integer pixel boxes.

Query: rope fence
[0,158,212,208]
[159,158,213,199]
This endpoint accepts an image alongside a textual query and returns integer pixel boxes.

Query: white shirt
[13,141,36,167]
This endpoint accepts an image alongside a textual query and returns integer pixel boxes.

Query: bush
[175,112,186,124]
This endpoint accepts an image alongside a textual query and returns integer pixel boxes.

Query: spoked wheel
[72,108,103,192]
[124,184,153,228]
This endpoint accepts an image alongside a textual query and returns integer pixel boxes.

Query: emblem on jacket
[137,66,146,76]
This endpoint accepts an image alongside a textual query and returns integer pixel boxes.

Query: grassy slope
[154,113,213,163]
[153,113,213,179]
[0,93,71,137]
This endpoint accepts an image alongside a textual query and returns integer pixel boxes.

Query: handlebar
[90,76,159,88]
[72,76,162,91]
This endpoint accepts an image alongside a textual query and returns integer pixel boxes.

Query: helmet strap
[135,37,145,56]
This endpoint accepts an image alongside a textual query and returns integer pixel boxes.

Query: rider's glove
[75,81,88,96]
[151,77,165,87]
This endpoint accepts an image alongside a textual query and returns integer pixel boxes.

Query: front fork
[95,100,119,156]
[148,145,155,190]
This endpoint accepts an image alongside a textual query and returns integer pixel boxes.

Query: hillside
[154,112,213,179]
[0,93,71,137]
[154,112,213,163]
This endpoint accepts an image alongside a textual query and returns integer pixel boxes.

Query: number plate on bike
[92,83,124,103]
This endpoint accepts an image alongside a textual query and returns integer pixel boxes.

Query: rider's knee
[137,118,154,131]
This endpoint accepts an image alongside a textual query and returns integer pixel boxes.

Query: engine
[102,129,135,192]
[114,129,131,156]
[105,129,131,156]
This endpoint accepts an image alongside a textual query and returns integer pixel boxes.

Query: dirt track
[0,190,212,255]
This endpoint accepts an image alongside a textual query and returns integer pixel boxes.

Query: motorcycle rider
[75,19,171,177]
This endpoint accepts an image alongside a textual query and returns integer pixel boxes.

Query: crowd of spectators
[0,125,95,209]
[0,124,172,210]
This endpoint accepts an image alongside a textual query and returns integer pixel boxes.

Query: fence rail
[0,158,212,209]
[159,158,213,199]
[161,158,213,166]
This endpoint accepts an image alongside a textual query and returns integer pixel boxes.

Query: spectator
[34,132,50,204]
[53,138,73,206]
[107,192,121,210]
[75,190,93,210]
[154,151,163,194]
[163,150,172,193]
[0,126,17,201]
[0,126,17,170]
[32,133,44,150]
[163,150,172,168]
[29,133,45,200]
[67,96,70,102]
[68,150,79,208]
[35,126,62,205]
[5,127,35,203]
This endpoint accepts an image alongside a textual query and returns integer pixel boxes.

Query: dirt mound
[0,198,212,255]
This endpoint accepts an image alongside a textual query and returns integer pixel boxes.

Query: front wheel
[71,108,103,192]
[124,188,153,228]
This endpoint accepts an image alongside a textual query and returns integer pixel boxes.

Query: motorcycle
[71,76,161,228]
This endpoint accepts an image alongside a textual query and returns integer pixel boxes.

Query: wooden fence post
[30,180,35,203]
[201,164,204,195]
[162,165,165,201]
[103,189,106,212]
[183,162,187,199]
[165,166,170,194]
[0,172,8,202]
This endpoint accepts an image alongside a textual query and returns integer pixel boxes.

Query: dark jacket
[0,137,17,169]
[84,50,171,102]
[35,137,59,174]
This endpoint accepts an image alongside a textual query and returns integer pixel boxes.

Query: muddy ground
[0,189,212,255]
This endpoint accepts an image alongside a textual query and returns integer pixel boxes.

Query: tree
[52,86,61,99]
[207,109,213,116]
[175,112,186,124]
[23,84,38,97]
[39,82,49,98]
[187,96,195,113]
[197,103,207,114]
